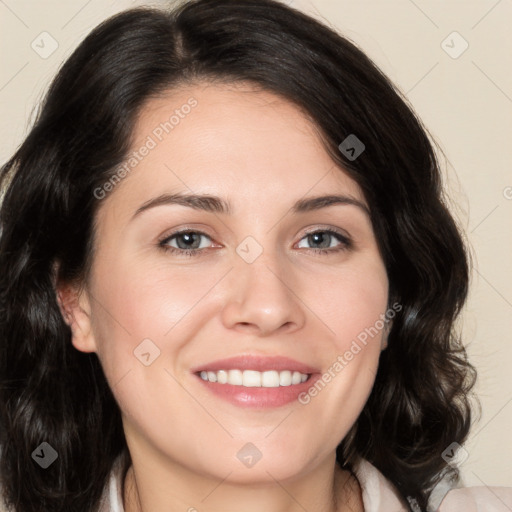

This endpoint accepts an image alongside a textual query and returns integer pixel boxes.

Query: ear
[381,320,392,351]
[55,279,97,354]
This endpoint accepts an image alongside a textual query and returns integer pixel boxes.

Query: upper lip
[190,355,320,374]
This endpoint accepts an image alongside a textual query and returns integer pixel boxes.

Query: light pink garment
[96,456,512,512]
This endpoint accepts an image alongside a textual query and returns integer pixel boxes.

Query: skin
[57,81,389,512]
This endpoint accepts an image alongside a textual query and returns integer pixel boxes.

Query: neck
[122,456,364,512]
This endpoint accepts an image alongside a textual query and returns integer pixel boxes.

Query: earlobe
[56,282,97,354]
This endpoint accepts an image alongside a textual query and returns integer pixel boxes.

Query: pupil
[311,232,328,248]
[180,232,197,248]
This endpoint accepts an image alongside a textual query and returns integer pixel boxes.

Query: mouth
[190,355,320,408]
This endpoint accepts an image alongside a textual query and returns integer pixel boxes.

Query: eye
[157,228,352,257]
[296,229,351,254]
[158,230,213,257]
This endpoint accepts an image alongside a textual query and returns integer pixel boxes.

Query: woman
[0,0,510,511]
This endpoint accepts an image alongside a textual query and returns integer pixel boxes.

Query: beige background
[1,0,511,488]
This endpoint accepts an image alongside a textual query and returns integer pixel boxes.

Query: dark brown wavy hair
[0,0,479,510]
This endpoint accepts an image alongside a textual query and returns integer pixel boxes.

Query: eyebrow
[131,192,370,219]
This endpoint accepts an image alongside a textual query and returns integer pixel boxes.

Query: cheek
[91,257,208,340]
[332,268,388,347]
[87,255,229,391]
[303,254,389,358]
[295,256,388,416]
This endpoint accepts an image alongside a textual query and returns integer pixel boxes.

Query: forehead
[98,81,367,222]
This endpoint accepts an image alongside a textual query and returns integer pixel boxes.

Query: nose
[220,249,306,337]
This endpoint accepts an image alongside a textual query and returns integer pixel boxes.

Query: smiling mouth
[196,369,311,387]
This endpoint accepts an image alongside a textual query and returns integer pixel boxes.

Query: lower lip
[194,373,321,408]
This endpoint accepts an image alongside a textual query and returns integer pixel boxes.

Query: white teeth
[217,370,228,384]
[261,370,280,388]
[292,371,302,385]
[243,370,261,387]
[198,369,310,387]
[279,370,292,386]
[228,369,243,386]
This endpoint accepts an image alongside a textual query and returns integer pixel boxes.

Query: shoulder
[352,458,512,512]
[351,458,410,511]
[0,492,10,512]
[439,485,512,512]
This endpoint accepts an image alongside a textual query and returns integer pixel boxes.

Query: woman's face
[66,81,389,483]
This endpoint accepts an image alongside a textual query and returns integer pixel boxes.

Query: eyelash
[157,228,352,258]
